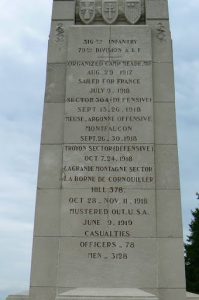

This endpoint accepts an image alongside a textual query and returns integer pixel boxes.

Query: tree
[185,204,199,293]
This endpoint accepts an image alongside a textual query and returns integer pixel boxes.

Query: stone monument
[6,1,199,300]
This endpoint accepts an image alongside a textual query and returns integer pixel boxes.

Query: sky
[0,0,198,299]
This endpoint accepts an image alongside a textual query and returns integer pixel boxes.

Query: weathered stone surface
[57,238,157,288]
[153,62,175,102]
[56,25,159,291]
[61,189,156,237]
[41,103,64,144]
[155,145,180,189]
[147,21,172,62]
[187,293,199,300]
[34,189,61,236]
[30,287,56,300]
[6,295,29,300]
[37,145,62,188]
[146,0,169,20]
[154,102,177,144]
[156,190,183,237]
[6,1,188,300]
[48,21,72,63]
[62,144,155,189]
[56,288,158,300]
[52,1,75,20]
[30,237,59,286]
[45,64,66,103]
[158,238,186,288]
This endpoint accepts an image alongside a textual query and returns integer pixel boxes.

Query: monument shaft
[7,1,190,300]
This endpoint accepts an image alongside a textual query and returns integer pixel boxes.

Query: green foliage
[185,208,199,293]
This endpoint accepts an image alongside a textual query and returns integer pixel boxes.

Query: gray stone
[159,289,187,300]
[60,188,156,237]
[155,145,180,189]
[62,143,155,189]
[57,238,158,287]
[52,1,75,21]
[34,189,61,236]
[45,64,66,103]
[156,190,183,237]
[6,295,29,300]
[48,21,72,63]
[41,103,64,144]
[146,0,169,20]
[30,237,59,286]
[153,62,175,102]
[158,238,186,288]
[37,144,62,188]
[56,288,158,300]
[187,293,199,300]
[7,0,189,299]
[154,102,177,144]
[29,287,56,300]
[147,20,172,63]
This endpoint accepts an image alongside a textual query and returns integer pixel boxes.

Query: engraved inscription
[62,27,155,274]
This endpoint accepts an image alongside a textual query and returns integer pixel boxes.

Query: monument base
[187,292,199,300]
[6,295,29,300]
[55,288,158,300]
[6,289,199,300]
[6,288,158,300]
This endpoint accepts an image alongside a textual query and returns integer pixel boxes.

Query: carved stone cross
[104,2,116,19]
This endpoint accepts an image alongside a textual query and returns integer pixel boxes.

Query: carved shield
[124,0,142,24]
[102,0,118,24]
[79,0,96,24]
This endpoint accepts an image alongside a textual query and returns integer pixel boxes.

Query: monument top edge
[68,24,151,29]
